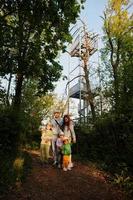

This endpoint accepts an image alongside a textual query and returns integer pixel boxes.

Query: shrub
[0,150,32,194]
[75,115,133,173]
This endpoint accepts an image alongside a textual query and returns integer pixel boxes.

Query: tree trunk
[84,62,96,122]
[13,73,24,111]
[113,65,119,114]
[6,73,12,106]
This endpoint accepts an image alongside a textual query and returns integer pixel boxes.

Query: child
[61,137,72,171]
[56,132,64,168]
[40,122,53,165]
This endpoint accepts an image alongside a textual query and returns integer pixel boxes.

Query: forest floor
[2,150,126,200]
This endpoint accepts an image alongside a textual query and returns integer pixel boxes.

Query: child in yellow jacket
[40,122,53,165]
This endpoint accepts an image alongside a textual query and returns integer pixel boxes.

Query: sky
[54,0,108,97]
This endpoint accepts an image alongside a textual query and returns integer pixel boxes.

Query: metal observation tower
[66,21,99,124]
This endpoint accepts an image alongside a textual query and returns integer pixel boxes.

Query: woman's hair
[62,114,71,131]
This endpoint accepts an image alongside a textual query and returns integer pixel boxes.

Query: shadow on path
[3,150,125,200]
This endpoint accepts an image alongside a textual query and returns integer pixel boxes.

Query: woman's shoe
[58,164,61,168]
[53,161,57,166]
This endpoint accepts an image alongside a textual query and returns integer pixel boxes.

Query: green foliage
[76,115,133,172]
[118,33,133,118]
[25,141,40,150]
[18,110,41,148]
[97,6,133,196]
[0,108,33,193]
[0,154,15,194]
[21,79,55,117]
[0,150,32,194]
[75,114,133,195]
[19,79,58,147]
[101,0,133,116]
[0,109,20,154]
[0,0,84,109]
[13,151,32,183]
[113,168,133,197]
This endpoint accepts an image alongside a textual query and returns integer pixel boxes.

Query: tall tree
[101,0,132,114]
[118,28,133,118]
[0,0,85,110]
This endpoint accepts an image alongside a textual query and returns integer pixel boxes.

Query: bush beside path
[2,150,125,200]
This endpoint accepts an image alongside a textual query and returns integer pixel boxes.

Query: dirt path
[3,150,125,200]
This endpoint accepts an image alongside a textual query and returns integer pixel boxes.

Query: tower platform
[69,82,86,99]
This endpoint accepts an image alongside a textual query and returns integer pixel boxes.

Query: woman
[62,114,76,168]
[51,110,63,165]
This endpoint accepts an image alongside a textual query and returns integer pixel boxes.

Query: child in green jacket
[61,137,72,171]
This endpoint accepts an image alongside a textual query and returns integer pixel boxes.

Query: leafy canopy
[105,0,131,37]
[0,0,85,93]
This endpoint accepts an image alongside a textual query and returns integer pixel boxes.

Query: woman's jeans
[52,135,58,163]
